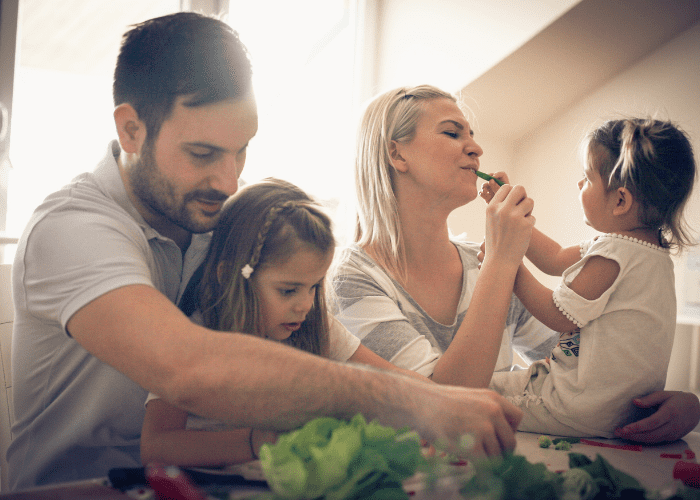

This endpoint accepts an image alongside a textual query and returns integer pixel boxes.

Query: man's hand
[614,391,700,443]
[407,384,523,457]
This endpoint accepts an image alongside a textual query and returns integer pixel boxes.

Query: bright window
[228,0,358,241]
[4,0,181,262]
[5,0,360,263]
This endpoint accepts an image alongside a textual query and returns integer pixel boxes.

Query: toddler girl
[484,118,696,437]
[140,178,422,467]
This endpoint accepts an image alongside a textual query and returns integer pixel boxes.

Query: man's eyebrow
[183,141,224,151]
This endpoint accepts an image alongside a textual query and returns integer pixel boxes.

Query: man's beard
[128,142,228,234]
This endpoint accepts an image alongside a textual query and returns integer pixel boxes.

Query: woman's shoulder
[332,244,401,299]
[450,236,482,269]
[334,244,381,275]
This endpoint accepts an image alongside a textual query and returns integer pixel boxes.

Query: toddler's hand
[479,172,509,202]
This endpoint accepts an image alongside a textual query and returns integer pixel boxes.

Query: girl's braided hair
[244,200,300,277]
[587,118,697,250]
[198,178,334,355]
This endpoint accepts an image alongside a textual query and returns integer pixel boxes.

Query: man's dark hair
[113,12,253,143]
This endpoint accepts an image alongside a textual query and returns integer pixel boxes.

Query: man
[9,12,521,490]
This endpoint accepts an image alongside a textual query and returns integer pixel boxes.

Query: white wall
[513,21,700,292]
[450,22,700,392]
[375,0,582,94]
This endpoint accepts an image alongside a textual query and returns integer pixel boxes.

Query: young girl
[140,178,425,467]
[482,118,697,438]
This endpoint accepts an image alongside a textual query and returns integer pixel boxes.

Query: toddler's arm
[514,255,620,333]
[480,174,580,276]
[527,228,582,276]
[141,398,277,467]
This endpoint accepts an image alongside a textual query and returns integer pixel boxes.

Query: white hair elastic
[241,264,254,279]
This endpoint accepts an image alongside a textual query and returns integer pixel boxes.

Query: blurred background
[0,0,698,409]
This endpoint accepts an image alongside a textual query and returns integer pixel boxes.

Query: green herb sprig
[475,170,505,186]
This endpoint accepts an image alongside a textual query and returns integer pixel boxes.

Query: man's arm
[67,284,522,456]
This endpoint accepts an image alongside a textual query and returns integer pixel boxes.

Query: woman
[332,84,700,443]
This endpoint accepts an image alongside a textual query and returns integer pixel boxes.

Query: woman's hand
[479,171,509,203]
[614,391,700,443]
[482,182,535,271]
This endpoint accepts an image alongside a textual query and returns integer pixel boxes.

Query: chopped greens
[539,435,581,450]
[559,468,598,500]
[254,419,699,500]
[566,453,644,499]
[555,441,572,451]
[539,435,554,448]
[554,437,581,445]
[461,452,563,500]
[459,451,699,500]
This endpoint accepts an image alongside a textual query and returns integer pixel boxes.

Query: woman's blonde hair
[197,178,334,356]
[353,84,457,282]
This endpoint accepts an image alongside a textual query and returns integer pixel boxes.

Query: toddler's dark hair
[587,118,696,249]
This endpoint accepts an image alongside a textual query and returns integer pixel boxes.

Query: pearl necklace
[602,232,667,252]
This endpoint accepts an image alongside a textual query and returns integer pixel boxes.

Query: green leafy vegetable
[538,435,580,450]
[256,421,700,500]
[555,441,572,451]
[554,437,581,445]
[559,468,598,500]
[566,453,645,499]
[539,435,553,448]
[460,452,563,500]
[458,449,700,500]
[258,414,425,499]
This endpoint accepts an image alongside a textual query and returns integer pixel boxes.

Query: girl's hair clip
[241,264,254,279]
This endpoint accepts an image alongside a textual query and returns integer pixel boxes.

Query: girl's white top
[543,233,676,436]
